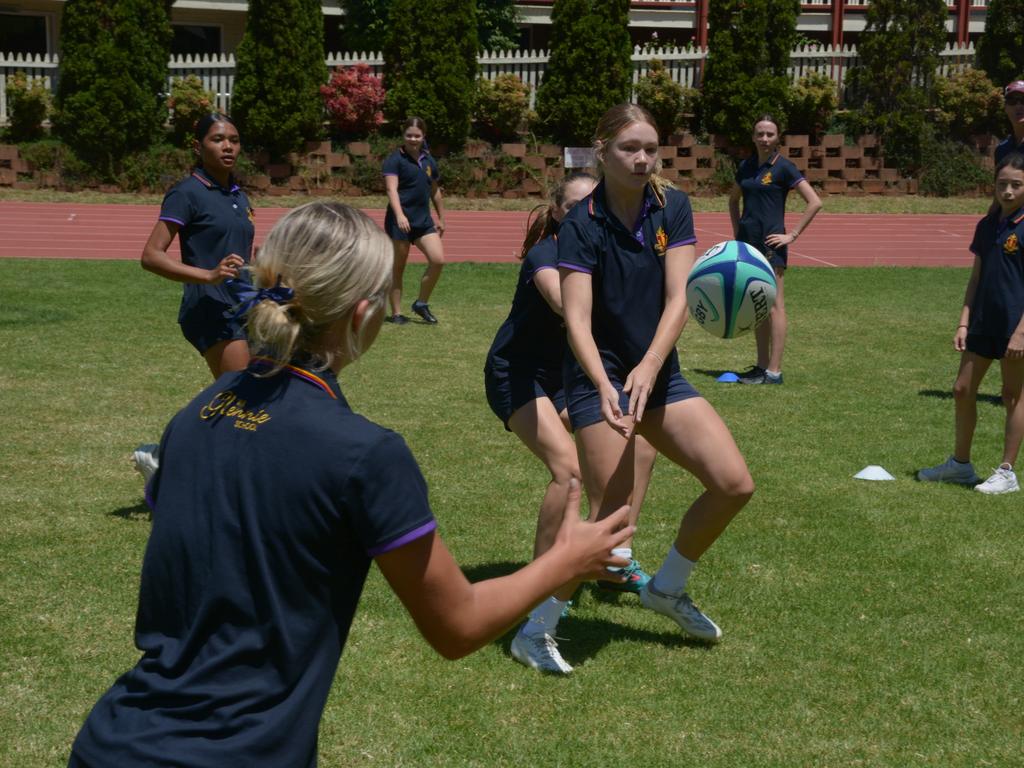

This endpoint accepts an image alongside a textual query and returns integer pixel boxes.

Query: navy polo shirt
[382,148,440,229]
[71,360,436,768]
[968,207,1024,339]
[159,167,255,318]
[486,234,566,373]
[735,152,804,242]
[558,182,696,376]
[995,135,1024,165]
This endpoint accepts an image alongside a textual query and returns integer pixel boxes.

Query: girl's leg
[639,398,753,561]
[767,268,787,373]
[203,339,250,379]
[953,352,992,462]
[412,232,446,304]
[998,356,1024,466]
[389,239,411,316]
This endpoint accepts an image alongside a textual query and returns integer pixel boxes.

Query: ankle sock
[652,545,696,597]
[522,596,566,636]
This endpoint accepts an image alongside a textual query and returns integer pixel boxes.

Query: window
[0,13,49,55]
[171,25,222,56]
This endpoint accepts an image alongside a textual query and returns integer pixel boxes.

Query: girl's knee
[952,379,976,402]
[549,458,581,486]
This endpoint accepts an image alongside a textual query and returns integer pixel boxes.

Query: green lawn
[1,260,1020,767]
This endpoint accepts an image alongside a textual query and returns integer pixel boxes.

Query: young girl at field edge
[729,114,822,385]
[484,172,658,673]
[917,154,1024,495]
[132,113,255,481]
[559,104,754,645]
[68,202,634,768]
[994,80,1024,166]
[382,117,446,324]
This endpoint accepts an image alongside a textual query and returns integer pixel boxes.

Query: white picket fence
[0,42,979,124]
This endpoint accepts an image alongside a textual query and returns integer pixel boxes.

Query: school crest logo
[425,165,432,178]
[247,207,255,224]
[1005,233,1019,255]
[760,171,773,185]
[655,226,668,257]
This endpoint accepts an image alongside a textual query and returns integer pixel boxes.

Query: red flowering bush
[320,64,385,137]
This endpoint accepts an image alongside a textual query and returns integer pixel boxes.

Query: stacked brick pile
[780,134,914,195]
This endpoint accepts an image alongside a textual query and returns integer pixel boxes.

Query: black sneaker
[411,301,438,324]
[737,365,766,384]
[385,314,410,325]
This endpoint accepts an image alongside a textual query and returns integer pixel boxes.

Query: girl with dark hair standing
[382,117,447,324]
[729,114,822,385]
[484,172,658,673]
[132,114,255,481]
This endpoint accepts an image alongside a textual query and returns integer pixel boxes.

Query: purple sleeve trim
[790,177,806,188]
[668,237,697,248]
[526,264,556,284]
[559,263,593,275]
[159,216,186,226]
[368,518,438,556]
[382,172,399,177]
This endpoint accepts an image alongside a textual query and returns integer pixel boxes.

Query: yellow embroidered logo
[199,390,271,432]
[425,165,432,178]
[247,207,255,224]
[1005,233,1019,254]
[655,226,668,256]
[760,171,773,185]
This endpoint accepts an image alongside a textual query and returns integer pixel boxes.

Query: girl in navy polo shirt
[559,104,754,646]
[918,154,1024,495]
[995,80,1024,166]
[484,172,658,673]
[382,116,447,324]
[729,114,822,385]
[132,113,255,481]
[69,202,633,768]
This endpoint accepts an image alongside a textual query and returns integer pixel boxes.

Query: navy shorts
[67,752,92,768]
[485,363,566,430]
[738,225,788,270]
[566,368,701,431]
[384,211,436,243]
[966,333,1009,360]
[179,296,247,355]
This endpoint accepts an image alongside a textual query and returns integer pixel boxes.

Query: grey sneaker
[917,456,981,485]
[640,582,722,643]
[764,371,783,384]
[131,443,159,484]
[737,365,766,384]
[975,466,1019,495]
[511,630,573,674]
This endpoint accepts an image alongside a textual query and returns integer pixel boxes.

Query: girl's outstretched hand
[552,479,634,582]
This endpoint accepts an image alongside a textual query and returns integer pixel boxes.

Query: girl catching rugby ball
[918,154,1024,494]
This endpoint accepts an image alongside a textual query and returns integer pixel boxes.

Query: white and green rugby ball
[685,240,777,339]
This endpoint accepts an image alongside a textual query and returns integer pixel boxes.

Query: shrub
[6,72,51,142]
[933,68,1004,142]
[167,76,217,148]
[474,74,530,143]
[918,138,991,196]
[16,138,99,187]
[232,0,327,159]
[786,72,838,138]
[348,156,387,194]
[54,0,173,177]
[118,145,194,192]
[635,59,685,141]
[699,151,740,195]
[384,0,477,149]
[975,0,1024,89]
[320,64,385,139]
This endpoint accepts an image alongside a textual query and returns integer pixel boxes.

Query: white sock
[652,545,696,596]
[610,547,633,568]
[522,596,566,637]
[766,369,781,378]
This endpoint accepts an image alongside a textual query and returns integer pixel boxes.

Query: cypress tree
[975,0,1024,88]
[231,0,327,160]
[478,0,521,51]
[383,0,477,149]
[339,0,390,53]
[844,0,947,173]
[55,0,172,177]
[536,0,632,146]
[701,0,794,146]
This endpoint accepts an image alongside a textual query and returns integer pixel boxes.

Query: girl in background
[484,172,658,674]
[382,117,446,324]
[729,114,822,385]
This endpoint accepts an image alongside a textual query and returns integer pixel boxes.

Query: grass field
[1,260,1021,767]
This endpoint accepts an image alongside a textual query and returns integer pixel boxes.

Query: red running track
[0,201,977,266]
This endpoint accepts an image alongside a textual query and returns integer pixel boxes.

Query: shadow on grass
[463,561,712,666]
[110,500,151,521]
[690,367,738,381]
[918,388,1002,406]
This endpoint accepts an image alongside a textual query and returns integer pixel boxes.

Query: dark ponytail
[519,171,596,259]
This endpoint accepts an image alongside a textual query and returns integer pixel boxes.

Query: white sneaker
[131,444,159,484]
[640,582,722,643]
[974,466,1019,495]
[510,630,573,674]
[916,456,980,485]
